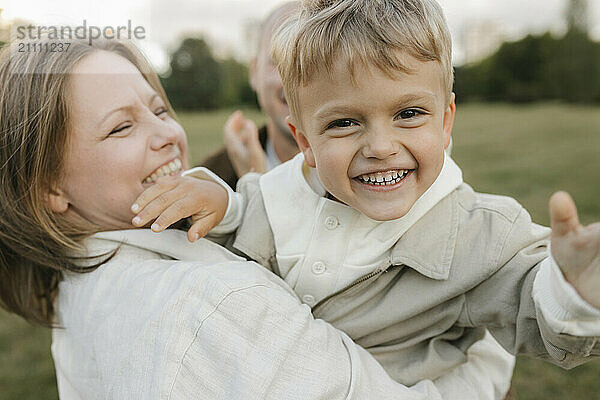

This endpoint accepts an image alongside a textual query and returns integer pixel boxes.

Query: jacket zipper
[312,260,396,313]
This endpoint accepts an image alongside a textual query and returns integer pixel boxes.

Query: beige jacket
[54,229,444,399]
[225,173,600,385]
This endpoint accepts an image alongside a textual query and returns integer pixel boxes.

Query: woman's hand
[550,191,600,309]
[131,175,228,242]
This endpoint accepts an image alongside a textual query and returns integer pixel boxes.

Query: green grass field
[1,103,599,399]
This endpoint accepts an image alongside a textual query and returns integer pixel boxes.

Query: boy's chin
[359,205,411,222]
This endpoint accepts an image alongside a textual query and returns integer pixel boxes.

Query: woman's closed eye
[154,106,168,117]
[108,123,132,136]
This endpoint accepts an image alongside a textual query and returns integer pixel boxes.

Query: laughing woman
[0,38,454,399]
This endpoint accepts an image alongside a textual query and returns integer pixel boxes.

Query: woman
[0,38,446,399]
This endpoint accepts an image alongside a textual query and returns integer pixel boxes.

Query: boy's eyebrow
[314,105,364,121]
[392,92,437,106]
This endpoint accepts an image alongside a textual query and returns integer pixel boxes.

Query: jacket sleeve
[227,173,282,274]
[167,273,444,400]
[461,206,600,368]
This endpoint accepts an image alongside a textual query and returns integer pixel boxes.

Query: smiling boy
[131,0,600,398]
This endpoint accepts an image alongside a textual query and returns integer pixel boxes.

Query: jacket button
[302,294,315,306]
[324,216,339,230]
[312,261,326,275]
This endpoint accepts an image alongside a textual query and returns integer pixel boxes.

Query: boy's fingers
[151,199,197,233]
[187,214,218,242]
[549,191,580,237]
[132,188,183,227]
[131,177,177,213]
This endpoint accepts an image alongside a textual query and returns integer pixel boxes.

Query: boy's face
[288,55,455,221]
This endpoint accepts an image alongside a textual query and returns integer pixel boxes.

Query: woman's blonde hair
[272,0,454,122]
[0,38,175,326]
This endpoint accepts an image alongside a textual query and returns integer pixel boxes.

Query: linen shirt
[51,229,446,399]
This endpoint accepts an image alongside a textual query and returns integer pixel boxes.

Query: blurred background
[1,0,600,399]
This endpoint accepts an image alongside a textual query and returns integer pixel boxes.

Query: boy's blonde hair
[272,0,454,122]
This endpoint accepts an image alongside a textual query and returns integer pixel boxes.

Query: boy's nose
[361,128,400,160]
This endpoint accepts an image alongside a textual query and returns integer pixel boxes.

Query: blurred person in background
[200,1,299,188]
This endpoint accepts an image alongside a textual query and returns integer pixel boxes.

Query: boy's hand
[224,110,267,177]
[131,175,228,242]
[550,191,600,309]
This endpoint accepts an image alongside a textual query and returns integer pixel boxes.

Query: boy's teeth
[357,169,408,186]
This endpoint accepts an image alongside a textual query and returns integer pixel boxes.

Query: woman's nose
[149,123,179,151]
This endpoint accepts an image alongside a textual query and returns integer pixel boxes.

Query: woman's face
[54,50,189,230]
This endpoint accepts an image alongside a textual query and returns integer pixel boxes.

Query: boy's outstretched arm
[550,191,600,309]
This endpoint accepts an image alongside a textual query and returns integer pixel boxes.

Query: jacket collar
[389,189,459,280]
[88,229,245,263]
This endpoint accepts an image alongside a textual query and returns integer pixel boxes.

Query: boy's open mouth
[355,169,412,187]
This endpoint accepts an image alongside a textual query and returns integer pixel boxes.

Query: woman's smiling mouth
[143,158,183,184]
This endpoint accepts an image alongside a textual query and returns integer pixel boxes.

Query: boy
[131,0,600,398]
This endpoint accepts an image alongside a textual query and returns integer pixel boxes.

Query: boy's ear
[442,93,456,150]
[47,187,69,213]
[286,116,316,168]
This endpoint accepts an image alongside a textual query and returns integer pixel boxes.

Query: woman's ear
[286,116,316,168]
[47,187,69,213]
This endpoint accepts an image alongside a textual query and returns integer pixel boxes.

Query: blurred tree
[162,37,256,110]
[566,0,589,34]
[162,38,221,110]
[218,57,256,108]
[454,28,600,103]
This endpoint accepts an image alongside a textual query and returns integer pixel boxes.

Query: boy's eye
[397,109,422,119]
[326,119,358,129]
[155,107,168,117]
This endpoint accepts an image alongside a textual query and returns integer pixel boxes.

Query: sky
[2,0,600,71]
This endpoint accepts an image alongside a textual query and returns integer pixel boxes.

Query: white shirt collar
[259,152,463,301]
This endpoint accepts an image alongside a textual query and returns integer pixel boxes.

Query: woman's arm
[166,279,443,400]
